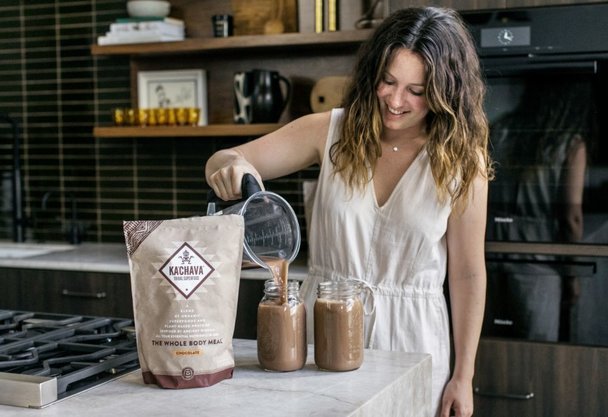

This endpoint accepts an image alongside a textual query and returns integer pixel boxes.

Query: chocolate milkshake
[257,260,307,372]
[314,280,364,371]
[257,294,307,372]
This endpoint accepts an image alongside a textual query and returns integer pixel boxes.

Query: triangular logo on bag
[159,243,215,298]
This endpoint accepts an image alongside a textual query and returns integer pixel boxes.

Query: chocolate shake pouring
[257,261,307,372]
[266,257,290,304]
[206,175,304,371]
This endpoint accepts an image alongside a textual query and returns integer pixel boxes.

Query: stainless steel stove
[0,310,139,408]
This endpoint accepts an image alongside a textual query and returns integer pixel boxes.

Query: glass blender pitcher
[206,174,301,269]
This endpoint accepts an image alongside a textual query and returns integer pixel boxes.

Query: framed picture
[137,69,208,125]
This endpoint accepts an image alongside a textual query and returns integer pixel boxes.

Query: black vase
[233,69,291,124]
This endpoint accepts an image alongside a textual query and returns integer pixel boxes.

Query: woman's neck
[381,126,427,150]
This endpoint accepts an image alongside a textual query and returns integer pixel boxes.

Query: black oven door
[485,57,608,246]
[483,252,608,347]
[482,56,608,346]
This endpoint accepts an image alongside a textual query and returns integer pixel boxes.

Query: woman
[206,7,492,417]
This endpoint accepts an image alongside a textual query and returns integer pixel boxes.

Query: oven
[461,3,608,347]
[0,310,139,408]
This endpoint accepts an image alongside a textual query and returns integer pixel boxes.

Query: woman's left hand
[440,377,474,417]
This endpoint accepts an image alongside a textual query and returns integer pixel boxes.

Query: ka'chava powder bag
[123,215,244,389]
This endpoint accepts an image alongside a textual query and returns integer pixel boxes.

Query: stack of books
[97,17,185,46]
[299,0,365,33]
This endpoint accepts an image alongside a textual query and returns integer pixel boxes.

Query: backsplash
[0,0,316,248]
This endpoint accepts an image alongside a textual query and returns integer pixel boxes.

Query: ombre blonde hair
[330,7,493,207]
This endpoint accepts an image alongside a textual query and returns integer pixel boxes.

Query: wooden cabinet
[233,278,265,340]
[0,268,134,318]
[473,338,608,417]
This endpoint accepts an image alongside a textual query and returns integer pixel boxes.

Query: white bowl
[127,0,171,18]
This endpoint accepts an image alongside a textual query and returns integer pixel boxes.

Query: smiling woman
[205,7,491,417]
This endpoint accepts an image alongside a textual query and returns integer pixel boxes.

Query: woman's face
[376,48,429,136]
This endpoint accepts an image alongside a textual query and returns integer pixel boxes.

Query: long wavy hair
[330,7,493,207]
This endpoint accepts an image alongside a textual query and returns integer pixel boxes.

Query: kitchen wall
[0,0,598,246]
[0,0,314,246]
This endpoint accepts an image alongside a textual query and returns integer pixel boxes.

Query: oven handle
[485,60,597,76]
[61,289,107,299]
[474,386,535,401]
[485,258,596,276]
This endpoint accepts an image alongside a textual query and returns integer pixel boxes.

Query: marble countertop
[0,242,131,273]
[0,242,308,280]
[0,339,432,417]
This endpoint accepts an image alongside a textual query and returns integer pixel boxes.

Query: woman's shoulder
[295,108,343,124]
[297,109,336,124]
[288,110,336,144]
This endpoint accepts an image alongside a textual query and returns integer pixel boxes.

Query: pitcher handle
[279,75,292,114]
[206,173,263,213]
[241,173,263,198]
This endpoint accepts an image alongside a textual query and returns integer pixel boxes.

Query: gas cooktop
[0,310,139,408]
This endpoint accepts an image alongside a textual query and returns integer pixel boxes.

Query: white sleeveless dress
[301,109,452,415]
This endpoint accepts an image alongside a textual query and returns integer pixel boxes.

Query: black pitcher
[233,69,291,124]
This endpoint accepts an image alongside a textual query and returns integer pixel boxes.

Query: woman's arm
[562,135,586,242]
[205,111,331,201]
[560,136,587,307]
[441,171,489,417]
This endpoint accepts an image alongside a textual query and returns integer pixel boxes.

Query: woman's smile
[387,106,407,115]
[377,48,429,133]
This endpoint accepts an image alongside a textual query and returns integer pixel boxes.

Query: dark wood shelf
[92,30,369,138]
[93,124,282,138]
[90,29,373,56]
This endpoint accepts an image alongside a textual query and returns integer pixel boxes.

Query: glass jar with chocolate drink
[257,277,307,372]
[314,280,364,371]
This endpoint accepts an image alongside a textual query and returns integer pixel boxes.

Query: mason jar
[257,279,307,371]
[314,279,364,371]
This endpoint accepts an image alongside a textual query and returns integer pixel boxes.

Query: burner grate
[0,310,139,408]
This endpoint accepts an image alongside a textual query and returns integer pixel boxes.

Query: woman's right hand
[205,152,264,201]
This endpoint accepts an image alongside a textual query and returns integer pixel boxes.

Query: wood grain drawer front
[55,272,133,318]
[0,268,133,318]
[473,338,608,417]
